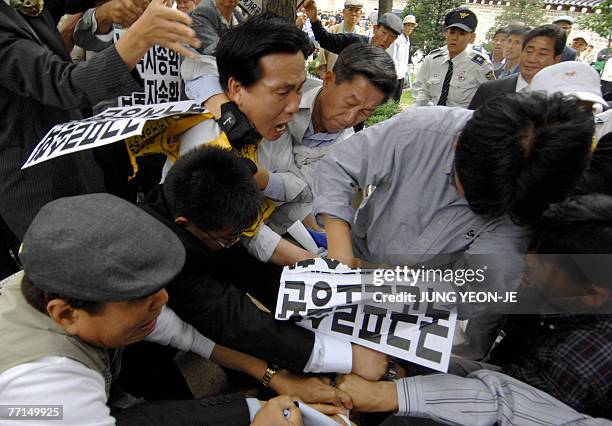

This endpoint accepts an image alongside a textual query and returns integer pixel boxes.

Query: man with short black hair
[413,8,495,108]
[497,25,531,79]
[314,93,594,318]
[144,147,389,387]
[177,13,318,266]
[469,24,565,109]
[259,43,396,231]
[490,26,509,76]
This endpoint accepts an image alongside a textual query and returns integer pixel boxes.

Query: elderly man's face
[316,73,385,133]
[343,6,362,27]
[520,35,560,82]
[371,25,398,49]
[62,289,169,349]
[228,52,306,141]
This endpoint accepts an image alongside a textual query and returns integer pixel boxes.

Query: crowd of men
[0,0,611,425]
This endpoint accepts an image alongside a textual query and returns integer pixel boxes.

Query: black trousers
[392,78,405,103]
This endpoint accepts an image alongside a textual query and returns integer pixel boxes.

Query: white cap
[552,15,574,25]
[403,15,416,24]
[530,61,607,108]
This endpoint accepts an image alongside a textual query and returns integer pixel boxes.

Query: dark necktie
[437,60,454,106]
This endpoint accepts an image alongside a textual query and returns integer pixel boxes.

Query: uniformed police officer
[413,8,495,108]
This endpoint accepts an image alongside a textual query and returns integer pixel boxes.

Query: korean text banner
[275,258,457,372]
[21,101,205,170]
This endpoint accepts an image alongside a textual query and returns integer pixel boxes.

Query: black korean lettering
[337,284,362,303]
[321,258,341,269]
[357,304,387,343]
[120,119,141,135]
[157,80,169,103]
[60,123,90,151]
[311,281,332,307]
[78,121,109,146]
[306,307,333,329]
[146,80,158,105]
[290,258,316,269]
[155,47,169,75]
[143,50,157,74]
[168,81,180,102]
[133,92,146,105]
[386,305,418,352]
[331,304,358,335]
[415,319,447,364]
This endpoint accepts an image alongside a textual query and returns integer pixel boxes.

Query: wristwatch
[260,363,280,387]
[384,360,399,381]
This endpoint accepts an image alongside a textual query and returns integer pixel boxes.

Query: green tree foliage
[484,0,546,45]
[366,100,401,127]
[402,0,463,58]
[578,0,611,41]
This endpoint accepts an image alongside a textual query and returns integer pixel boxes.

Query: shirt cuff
[91,10,114,42]
[303,333,352,374]
[245,398,261,421]
[262,172,287,202]
[185,75,224,104]
[394,377,422,417]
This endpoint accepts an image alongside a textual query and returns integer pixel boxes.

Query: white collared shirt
[414,45,495,108]
[515,73,530,93]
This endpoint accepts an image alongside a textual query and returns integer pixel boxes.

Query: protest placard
[22,102,205,170]
[275,258,457,372]
[114,30,182,106]
[239,0,262,15]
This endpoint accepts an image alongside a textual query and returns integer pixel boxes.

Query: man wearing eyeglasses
[140,146,390,393]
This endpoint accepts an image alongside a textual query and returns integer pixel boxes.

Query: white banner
[22,101,205,169]
[275,258,457,372]
[114,29,182,106]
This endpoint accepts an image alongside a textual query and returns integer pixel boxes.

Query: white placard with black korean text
[238,0,262,15]
[21,101,205,169]
[113,29,182,106]
[275,258,457,372]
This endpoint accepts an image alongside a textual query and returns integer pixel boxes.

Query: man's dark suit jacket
[560,45,577,62]
[141,186,315,373]
[0,1,142,239]
[468,75,519,110]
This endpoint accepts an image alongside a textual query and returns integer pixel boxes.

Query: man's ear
[47,299,80,335]
[553,55,561,64]
[323,71,336,87]
[226,77,244,106]
[581,285,609,307]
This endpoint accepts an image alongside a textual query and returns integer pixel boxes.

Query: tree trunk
[377,0,393,18]
[262,0,297,21]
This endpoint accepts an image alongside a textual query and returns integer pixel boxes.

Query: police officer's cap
[444,8,477,33]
